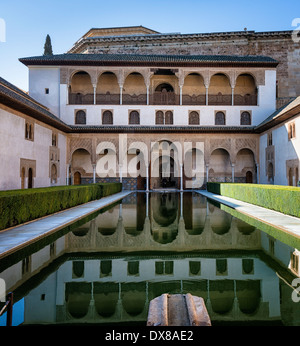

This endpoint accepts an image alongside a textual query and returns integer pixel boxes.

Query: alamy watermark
[94,135,205,189]
[292,18,300,43]
[291,278,300,303]
[0,278,5,303]
[0,18,6,42]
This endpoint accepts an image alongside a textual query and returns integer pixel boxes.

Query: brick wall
[79,32,300,102]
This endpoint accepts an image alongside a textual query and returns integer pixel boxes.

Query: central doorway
[150,155,179,189]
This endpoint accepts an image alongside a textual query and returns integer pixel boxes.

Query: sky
[0,0,300,91]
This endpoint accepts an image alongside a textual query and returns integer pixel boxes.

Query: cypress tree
[43,34,53,55]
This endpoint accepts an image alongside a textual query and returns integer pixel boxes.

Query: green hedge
[207,182,300,218]
[0,183,122,231]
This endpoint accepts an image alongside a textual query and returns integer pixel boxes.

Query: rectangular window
[155,261,174,275]
[291,251,299,275]
[45,88,49,94]
[52,133,57,146]
[25,122,34,141]
[267,132,272,146]
[288,122,296,140]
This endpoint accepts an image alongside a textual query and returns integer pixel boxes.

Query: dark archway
[28,168,33,188]
[246,171,253,183]
[74,171,81,185]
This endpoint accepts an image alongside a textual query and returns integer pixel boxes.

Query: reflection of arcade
[58,256,273,324]
[67,192,259,253]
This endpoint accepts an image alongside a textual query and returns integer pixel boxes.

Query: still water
[0,192,299,326]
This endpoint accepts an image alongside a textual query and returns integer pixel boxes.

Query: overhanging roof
[0,77,71,132]
[255,97,300,133]
[19,53,278,68]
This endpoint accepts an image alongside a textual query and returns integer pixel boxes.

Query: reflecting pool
[0,192,300,325]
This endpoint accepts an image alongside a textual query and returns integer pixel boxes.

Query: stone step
[147,293,211,326]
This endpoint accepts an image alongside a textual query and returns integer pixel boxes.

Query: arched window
[165,111,173,125]
[268,132,273,146]
[21,167,25,189]
[52,133,57,146]
[74,171,81,185]
[156,111,164,125]
[268,162,274,184]
[240,111,251,125]
[155,110,174,125]
[75,110,86,125]
[288,167,293,186]
[102,110,113,125]
[29,124,32,139]
[215,111,226,125]
[155,83,174,92]
[25,122,34,140]
[288,122,296,140]
[25,123,29,139]
[51,164,57,184]
[129,111,140,125]
[28,168,33,188]
[189,111,200,125]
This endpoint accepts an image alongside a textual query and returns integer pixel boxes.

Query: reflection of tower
[178,192,185,243]
[183,192,206,235]
[117,204,123,247]
[150,192,179,244]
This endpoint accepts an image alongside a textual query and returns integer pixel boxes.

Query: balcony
[68,70,258,107]
[69,91,257,106]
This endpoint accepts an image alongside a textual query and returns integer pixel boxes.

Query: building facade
[0,26,299,190]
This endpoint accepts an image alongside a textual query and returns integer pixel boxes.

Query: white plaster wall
[58,133,67,185]
[0,109,25,190]
[259,115,300,185]
[273,118,300,185]
[257,70,277,120]
[259,133,268,184]
[59,68,276,127]
[60,103,273,127]
[0,107,67,190]
[29,67,60,117]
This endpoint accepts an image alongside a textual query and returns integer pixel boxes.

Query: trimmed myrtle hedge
[207,182,300,218]
[0,183,122,231]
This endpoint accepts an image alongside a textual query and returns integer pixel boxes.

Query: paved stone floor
[199,190,300,240]
[0,191,131,259]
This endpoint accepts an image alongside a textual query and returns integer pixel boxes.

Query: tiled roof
[255,96,300,132]
[19,53,278,67]
[0,77,71,132]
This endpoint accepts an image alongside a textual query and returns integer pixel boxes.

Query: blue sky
[0,0,299,91]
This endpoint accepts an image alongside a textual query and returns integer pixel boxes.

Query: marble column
[93,85,96,105]
[146,164,149,192]
[119,85,123,105]
[92,164,96,184]
[231,164,235,183]
[66,164,70,185]
[180,164,183,191]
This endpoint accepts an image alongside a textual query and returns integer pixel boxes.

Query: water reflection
[67,192,260,252]
[0,192,300,326]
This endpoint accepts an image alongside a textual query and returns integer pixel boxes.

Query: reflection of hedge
[0,183,122,231]
[207,182,300,218]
